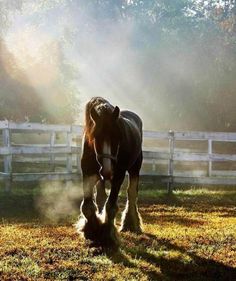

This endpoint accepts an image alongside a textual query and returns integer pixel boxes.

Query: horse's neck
[118,117,142,149]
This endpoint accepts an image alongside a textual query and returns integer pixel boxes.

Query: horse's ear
[90,107,99,123]
[112,106,120,121]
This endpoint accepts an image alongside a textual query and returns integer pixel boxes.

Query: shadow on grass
[105,247,163,281]
[144,212,206,227]
[219,208,236,218]
[117,232,236,281]
[137,189,236,217]
[1,183,236,281]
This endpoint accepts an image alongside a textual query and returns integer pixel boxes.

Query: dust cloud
[36,181,83,223]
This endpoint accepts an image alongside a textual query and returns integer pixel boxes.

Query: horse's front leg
[101,171,125,248]
[81,174,98,219]
[96,179,107,213]
[77,174,103,241]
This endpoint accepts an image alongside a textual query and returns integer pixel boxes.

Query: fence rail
[1,121,236,190]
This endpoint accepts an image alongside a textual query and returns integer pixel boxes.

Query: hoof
[100,223,120,249]
[76,214,103,242]
[76,216,120,249]
[120,224,143,234]
[120,208,143,234]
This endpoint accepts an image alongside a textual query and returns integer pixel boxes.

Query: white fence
[142,130,236,190]
[1,121,236,189]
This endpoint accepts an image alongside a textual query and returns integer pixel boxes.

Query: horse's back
[120,110,143,134]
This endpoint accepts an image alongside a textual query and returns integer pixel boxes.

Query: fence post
[152,159,156,174]
[66,129,73,173]
[50,131,56,171]
[3,122,12,191]
[76,136,81,175]
[167,130,175,194]
[208,139,212,177]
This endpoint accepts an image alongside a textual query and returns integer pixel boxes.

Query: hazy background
[1,0,236,131]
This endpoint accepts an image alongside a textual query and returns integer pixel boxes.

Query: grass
[0,183,236,280]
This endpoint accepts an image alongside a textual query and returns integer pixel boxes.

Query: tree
[32,40,80,123]
[0,1,45,121]
[1,0,236,129]
[0,0,79,123]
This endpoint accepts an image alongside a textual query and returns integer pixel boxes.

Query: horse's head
[90,105,121,181]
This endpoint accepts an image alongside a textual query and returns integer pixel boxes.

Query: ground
[0,184,236,281]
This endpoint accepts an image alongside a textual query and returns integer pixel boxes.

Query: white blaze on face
[102,141,112,177]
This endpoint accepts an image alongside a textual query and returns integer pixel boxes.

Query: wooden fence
[1,121,236,190]
[142,130,236,191]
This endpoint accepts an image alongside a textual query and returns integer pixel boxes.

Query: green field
[0,183,236,280]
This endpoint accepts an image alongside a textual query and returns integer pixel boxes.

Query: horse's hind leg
[96,179,107,213]
[120,153,143,234]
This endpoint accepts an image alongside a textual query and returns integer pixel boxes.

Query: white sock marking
[103,141,111,175]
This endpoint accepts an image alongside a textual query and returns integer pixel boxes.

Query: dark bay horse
[77,97,143,248]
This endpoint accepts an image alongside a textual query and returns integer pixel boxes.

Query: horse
[77,97,143,248]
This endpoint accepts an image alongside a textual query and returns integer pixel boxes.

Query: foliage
[0,185,236,280]
[0,1,23,35]
[0,39,44,122]
[60,0,236,131]
[1,1,236,127]
[0,0,79,123]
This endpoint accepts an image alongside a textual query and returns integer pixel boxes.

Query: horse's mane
[84,97,113,145]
